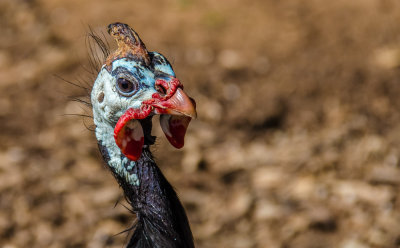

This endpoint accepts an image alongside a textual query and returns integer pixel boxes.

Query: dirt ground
[1,0,400,247]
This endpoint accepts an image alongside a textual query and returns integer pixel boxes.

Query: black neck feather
[98,117,194,248]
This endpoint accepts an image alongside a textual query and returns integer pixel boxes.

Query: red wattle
[114,106,150,161]
[115,124,144,161]
[160,115,191,149]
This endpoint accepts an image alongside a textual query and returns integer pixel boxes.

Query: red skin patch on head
[147,78,183,101]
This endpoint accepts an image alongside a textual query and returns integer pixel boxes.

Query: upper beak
[152,88,197,118]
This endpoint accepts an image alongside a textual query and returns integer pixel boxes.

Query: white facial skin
[91,60,151,186]
[92,68,138,185]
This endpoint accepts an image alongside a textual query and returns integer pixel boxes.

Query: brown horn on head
[105,23,150,68]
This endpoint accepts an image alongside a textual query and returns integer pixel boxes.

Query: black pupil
[117,78,135,93]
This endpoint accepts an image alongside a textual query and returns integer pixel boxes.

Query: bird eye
[116,78,138,96]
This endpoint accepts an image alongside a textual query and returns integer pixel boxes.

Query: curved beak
[152,88,197,118]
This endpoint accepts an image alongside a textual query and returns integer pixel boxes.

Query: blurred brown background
[1,0,400,247]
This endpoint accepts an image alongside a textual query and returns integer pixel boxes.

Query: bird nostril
[156,84,167,95]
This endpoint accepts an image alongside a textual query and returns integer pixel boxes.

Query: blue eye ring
[116,77,139,97]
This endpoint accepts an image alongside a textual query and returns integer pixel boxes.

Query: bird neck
[96,118,194,248]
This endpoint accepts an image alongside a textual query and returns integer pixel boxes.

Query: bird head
[91,23,196,161]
